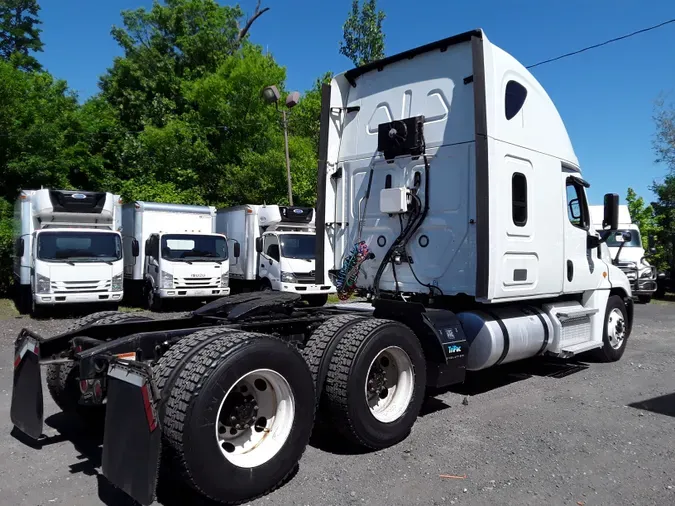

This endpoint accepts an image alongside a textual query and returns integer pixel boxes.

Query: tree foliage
[0,0,43,71]
[339,0,385,67]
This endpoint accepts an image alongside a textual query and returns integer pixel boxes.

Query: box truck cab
[13,189,124,315]
[216,205,336,306]
[590,205,656,303]
[122,202,230,310]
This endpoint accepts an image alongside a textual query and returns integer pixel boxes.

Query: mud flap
[102,360,161,506]
[10,336,43,440]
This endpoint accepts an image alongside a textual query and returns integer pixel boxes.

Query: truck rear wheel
[324,318,426,449]
[46,311,151,414]
[302,314,367,412]
[162,332,315,504]
[594,295,630,362]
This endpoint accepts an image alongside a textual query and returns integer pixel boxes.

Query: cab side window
[146,235,159,259]
[264,236,280,262]
[566,178,589,230]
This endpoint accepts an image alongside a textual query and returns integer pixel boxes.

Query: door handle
[567,260,574,282]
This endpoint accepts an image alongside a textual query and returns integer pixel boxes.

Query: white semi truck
[122,201,230,310]
[590,205,657,303]
[11,30,634,506]
[215,205,336,306]
[13,189,124,316]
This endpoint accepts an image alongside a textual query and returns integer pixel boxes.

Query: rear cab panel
[320,32,480,298]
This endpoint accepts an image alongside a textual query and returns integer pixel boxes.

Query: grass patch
[118,305,144,313]
[0,298,19,320]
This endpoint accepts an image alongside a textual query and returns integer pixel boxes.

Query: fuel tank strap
[484,310,510,366]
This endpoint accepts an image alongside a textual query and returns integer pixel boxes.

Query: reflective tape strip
[14,338,38,368]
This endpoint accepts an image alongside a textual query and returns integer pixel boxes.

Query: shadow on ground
[629,392,675,418]
[18,412,300,506]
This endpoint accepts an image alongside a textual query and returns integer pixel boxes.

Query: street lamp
[262,85,299,206]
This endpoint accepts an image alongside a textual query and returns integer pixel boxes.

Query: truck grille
[294,272,316,285]
[174,276,220,289]
[51,280,111,293]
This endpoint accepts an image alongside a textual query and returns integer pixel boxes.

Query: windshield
[600,229,642,248]
[279,234,316,260]
[161,234,228,261]
[37,231,122,262]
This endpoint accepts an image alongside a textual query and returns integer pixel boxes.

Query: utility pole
[282,110,293,206]
[261,86,300,206]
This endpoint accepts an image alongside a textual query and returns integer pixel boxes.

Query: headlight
[36,274,50,294]
[112,274,123,291]
[640,267,655,279]
[221,274,229,288]
[161,271,174,288]
[280,271,297,283]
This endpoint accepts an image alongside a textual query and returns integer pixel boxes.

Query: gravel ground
[0,301,674,506]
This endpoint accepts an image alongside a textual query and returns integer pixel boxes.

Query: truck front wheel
[594,295,630,362]
[145,282,163,311]
[303,294,328,307]
[324,318,426,449]
[162,332,315,503]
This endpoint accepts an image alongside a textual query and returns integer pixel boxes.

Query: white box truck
[590,204,657,303]
[13,189,124,315]
[11,30,636,506]
[122,202,230,310]
[215,205,336,306]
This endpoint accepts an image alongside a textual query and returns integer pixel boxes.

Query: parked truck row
[12,192,332,315]
[11,29,637,506]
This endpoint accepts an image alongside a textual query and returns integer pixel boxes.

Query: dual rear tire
[304,317,427,449]
[155,330,315,504]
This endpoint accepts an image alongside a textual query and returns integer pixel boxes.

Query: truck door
[145,234,160,286]
[259,234,281,287]
[563,172,600,293]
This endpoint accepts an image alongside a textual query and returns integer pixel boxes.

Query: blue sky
[37,0,675,204]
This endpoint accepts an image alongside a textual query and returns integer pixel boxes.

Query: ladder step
[561,340,601,355]
[556,308,598,322]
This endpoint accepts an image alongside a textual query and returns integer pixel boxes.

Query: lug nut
[244,424,250,429]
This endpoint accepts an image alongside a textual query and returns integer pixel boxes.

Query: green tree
[0,0,44,71]
[651,98,675,273]
[625,187,661,251]
[0,60,81,202]
[87,0,320,208]
[288,71,332,153]
[339,0,385,67]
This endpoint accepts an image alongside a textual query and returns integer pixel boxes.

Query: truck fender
[373,299,468,388]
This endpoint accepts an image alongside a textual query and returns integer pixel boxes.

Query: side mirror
[255,237,263,254]
[233,241,241,258]
[622,231,632,242]
[131,239,139,257]
[145,239,151,252]
[648,235,656,254]
[15,238,24,257]
[603,193,619,230]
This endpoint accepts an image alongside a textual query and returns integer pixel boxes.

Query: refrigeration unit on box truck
[122,201,230,310]
[215,204,336,306]
[13,189,124,315]
[11,29,635,506]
